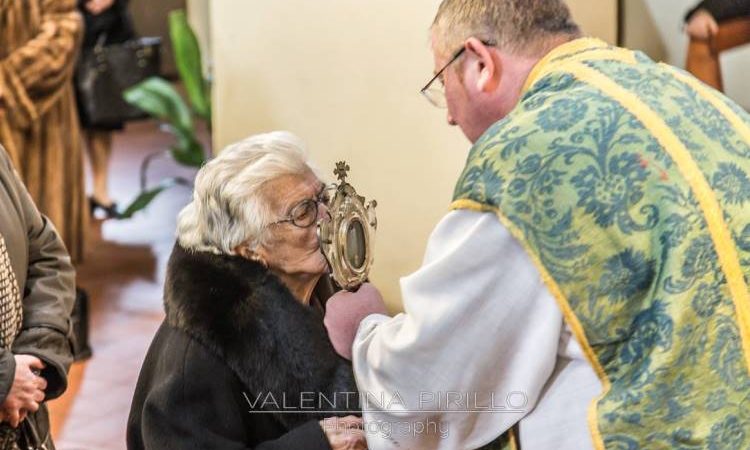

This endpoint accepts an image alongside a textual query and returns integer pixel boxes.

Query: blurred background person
[0,0,87,263]
[685,0,750,39]
[76,0,136,219]
[0,146,75,450]
[684,0,750,91]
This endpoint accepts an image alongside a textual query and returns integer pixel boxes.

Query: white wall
[621,0,667,62]
[209,0,618,309]
[568,0,618,43]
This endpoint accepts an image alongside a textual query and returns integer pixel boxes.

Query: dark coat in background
[77,0,134,49]
[75,0,136,130]
[127,245,360,450]
[0,147,76,448]
[686,0,750,22]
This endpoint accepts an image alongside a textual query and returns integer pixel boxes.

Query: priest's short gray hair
[431,0,580,58]
[177,131,319,255]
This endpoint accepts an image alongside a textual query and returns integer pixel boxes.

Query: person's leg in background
[85,129,120,218]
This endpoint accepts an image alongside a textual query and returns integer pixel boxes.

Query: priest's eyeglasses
[420,40,495,108]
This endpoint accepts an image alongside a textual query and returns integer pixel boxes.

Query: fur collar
[164,244,357,427]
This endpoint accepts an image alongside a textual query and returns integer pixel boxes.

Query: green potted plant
[119,9,211,219]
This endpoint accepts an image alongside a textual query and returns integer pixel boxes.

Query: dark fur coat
[127,244,358,450]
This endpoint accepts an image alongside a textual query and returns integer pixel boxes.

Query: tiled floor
[46,120,207,449]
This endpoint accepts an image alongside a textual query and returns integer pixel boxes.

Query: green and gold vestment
[460,38,750,450]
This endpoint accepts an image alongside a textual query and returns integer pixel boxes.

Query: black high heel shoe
[89,197,121,220]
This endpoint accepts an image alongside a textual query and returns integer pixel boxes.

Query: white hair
[176,131,320,254]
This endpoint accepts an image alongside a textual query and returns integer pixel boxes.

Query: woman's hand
[85,0,116,15]
[320,416,368,450]
[1,355,47,428]
[686,9,719,40]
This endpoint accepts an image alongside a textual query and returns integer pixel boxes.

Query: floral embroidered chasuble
[456,38,750,450]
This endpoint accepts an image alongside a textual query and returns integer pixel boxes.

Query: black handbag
[18,418,48,450]
[71,288,92,361]
[75,35,161,127]
[0,417,49,450]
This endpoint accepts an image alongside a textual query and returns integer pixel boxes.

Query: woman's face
[254,170,329,279]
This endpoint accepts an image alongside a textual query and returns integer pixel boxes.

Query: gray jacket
[0,146,75,445]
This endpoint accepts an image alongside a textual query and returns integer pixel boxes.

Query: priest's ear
[464,37,501,93]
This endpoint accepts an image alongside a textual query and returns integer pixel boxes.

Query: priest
[324,1,750,449]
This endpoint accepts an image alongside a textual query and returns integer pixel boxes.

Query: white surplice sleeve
[352,209,565,449]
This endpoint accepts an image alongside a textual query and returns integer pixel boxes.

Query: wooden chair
[686,17,750,91]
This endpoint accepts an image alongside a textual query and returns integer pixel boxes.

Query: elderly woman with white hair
[127,132,372,450]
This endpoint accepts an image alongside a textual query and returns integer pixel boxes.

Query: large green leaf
[171,138,206,168]
[119,178,191,219]
[119,13,212,220]
[169,10,211,121]
[124,77,193,133]
[123,77,206,168]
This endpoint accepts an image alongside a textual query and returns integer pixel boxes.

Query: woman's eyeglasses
[270,186,333,229]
